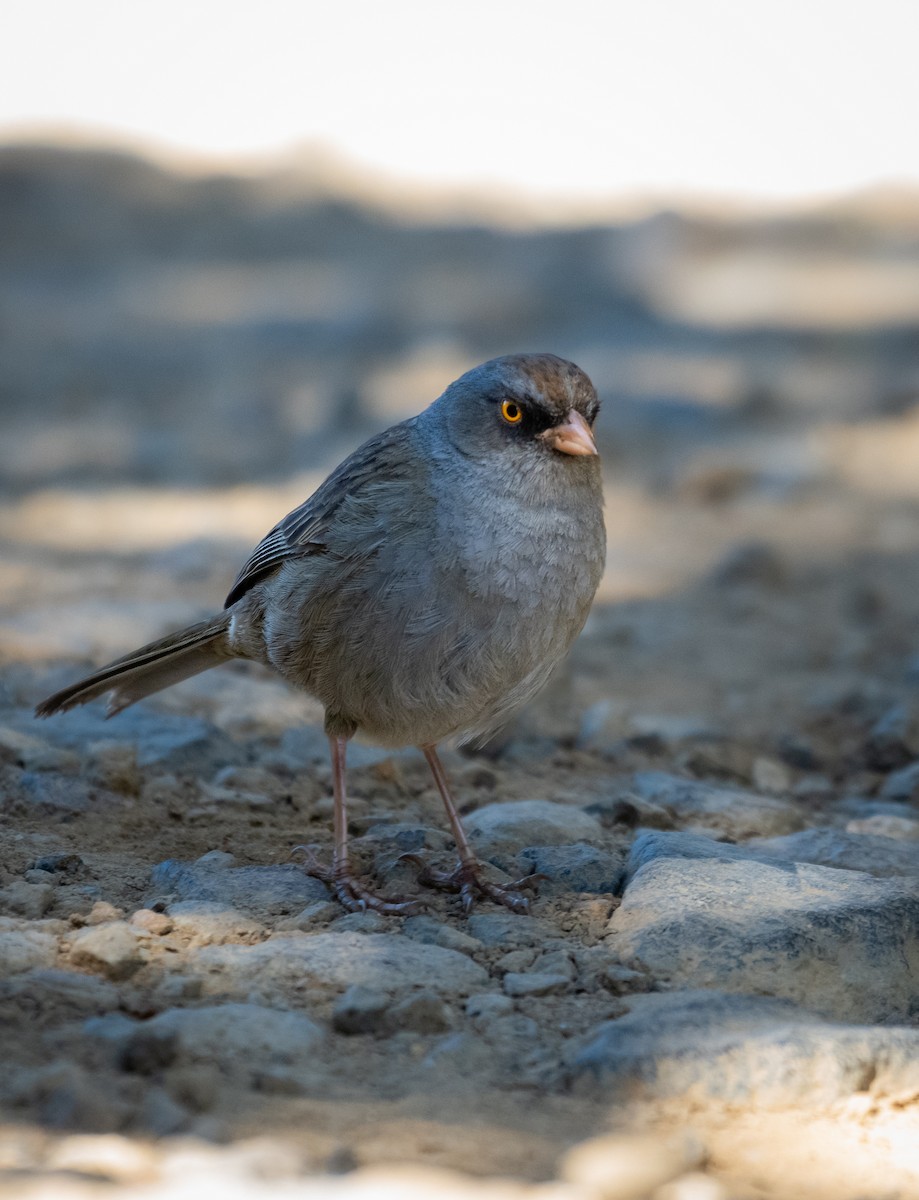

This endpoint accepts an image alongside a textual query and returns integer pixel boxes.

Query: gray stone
[331,911,391,934]
[357,822,449,853]
[531,949,577,980]
[129,1003,324,1075]
[193,932,488,1004]
[494,948,537,974]
[567,990,919,1108]
[465,993,513,1028]
[12,774,101,815]
[0,968,119,1021]
[623,829,766,880]
[30,853,85,877]
[597,963,652,995]
[69,923,146,980]
[0,880,55,919]
[480,1014,541,1045]
[516,843,624,895]
[32,706,241,772]
[880,760,919,802]
[23,869,56,886]
[630,771,804,838]
[503,972,569,998]
[401,915,484,955]
[0,928,58,974]
[750,828,919,878]
[610,836,919,1021]
[149,859,329,918]
[464,799,603,854]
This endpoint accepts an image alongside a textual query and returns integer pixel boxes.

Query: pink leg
[293,734,419,914]
[403,745,542,915]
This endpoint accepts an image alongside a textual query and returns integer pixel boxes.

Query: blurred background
[2,0,919,670]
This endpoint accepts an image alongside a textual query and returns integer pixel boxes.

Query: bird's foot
[400,853,543,915]
[291,845,421,915]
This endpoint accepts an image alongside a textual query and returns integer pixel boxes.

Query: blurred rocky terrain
[1,143,919,1200]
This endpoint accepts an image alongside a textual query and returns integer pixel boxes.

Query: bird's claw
[399,853,544,915]
[291,844,420,915]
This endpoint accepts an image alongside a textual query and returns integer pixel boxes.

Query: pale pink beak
[538,409,597,457]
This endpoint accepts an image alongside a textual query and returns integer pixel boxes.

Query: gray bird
[36,354,605,914]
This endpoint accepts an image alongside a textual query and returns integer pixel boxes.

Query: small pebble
[31,853,85,877]
[494,948,538,973]
[331,911,390,934]
[130,909,174,935]
[503,971,569,998]
[85,901,125,926]
[276,901,341,930]
[465,993,513,1026]
[23,869,57,886]
[600,963,653,994]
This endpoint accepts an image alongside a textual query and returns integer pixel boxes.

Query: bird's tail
[35,612,234,719]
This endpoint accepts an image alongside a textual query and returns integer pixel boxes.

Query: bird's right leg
[293,733,419,914]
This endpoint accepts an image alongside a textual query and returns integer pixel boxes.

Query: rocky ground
[1,146,919,1199]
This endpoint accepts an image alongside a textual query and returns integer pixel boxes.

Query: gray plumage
[36,353,605,912]
[38,353,605,741]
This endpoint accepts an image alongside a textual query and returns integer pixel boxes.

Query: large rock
[630,771,803,838]
[750,828,919,878]
[192,931,488,1005]
[609,831,919,1022]
[567,989,919,1107]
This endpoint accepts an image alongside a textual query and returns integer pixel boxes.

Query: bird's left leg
[405,744,542,914]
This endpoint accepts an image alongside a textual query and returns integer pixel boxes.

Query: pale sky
[2,0,918,200]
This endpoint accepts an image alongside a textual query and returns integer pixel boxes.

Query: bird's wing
[224,420,417,607]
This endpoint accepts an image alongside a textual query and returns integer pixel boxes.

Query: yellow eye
[501,400,523,425]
